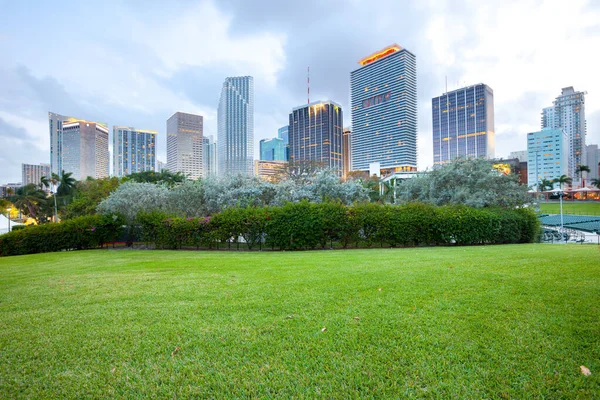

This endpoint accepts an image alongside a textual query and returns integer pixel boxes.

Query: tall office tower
[57,119,109,180]
[22,163,50,187]
[49,112,77,175]
[432,84,495,164]
[289,100,344,176]
[509,150,528,163]
[350,44,417,175]
[278,125,289,161]
[217,76,254,176]
[586,144,599,181]
[203,135,217,177]
[527,127,569,189]
[260,137,286,161]
[541,87,587,178]
[342,127,352,180]
[166,112,203,179]
[113,126,157,177]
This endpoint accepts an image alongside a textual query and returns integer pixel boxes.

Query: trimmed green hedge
[0,215,124,257]
[0,203,539,256]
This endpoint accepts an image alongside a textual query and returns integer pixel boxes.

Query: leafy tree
[395,158,529,208]
[552,175,572,190]
[97,181,169,223]
[10,184,48,221]
[62,177,121,219]
[125,170,186,188]
[168,180,208,218]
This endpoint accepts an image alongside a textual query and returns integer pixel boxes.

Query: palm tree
[553,175,572,190]
[591,178,600,189]
[40,176,50,191]
[55,170,76,196]
[10,184,48,220]
[575,165,591,187]
[539,178,553,192]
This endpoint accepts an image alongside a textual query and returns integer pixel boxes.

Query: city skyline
[1,1,600,183]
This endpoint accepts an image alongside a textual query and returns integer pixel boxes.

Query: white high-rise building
[509,150,527,163]
[113,127,157,177]
[166,112,203,180]
[541,87,587,179]
[527,128,569,189]
[217,76,254,176]
[22,163,50,188]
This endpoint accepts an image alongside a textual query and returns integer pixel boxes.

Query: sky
[1,0,599,184]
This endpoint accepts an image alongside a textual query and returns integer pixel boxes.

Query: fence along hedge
[0,203,539,257]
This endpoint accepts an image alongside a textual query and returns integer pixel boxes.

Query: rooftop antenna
[307,66,310,104]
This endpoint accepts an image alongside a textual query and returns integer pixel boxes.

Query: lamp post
[6,207,11,232]
[559,188,565,243]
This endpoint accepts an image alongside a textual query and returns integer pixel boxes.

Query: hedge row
[0,215,124,257]
[141,202,539,251]
[0,202,539,257]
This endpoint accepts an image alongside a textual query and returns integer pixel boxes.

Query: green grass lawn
[1,246,599,398]
[539,201,600,215]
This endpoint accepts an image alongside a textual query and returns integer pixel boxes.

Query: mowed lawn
[539,201,600,215]
[1,246,599,398]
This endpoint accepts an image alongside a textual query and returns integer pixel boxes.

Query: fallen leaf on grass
[111,367,116,373]
[286,315,293,319]
[321,327,327,332]
[171,346,181,358]
[580,365,592,376]
[378,288,382,292]
[354,316,361,321]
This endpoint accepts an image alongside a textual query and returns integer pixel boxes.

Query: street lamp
[6,207,11,232]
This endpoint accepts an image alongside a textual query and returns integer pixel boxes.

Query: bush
[0,215,124,257]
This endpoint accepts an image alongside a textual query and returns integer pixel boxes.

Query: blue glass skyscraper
[278,125,289,161]
[432,83,495,164]
[218,76,254,176]
[350,44,417,175]
[260,138,286,161]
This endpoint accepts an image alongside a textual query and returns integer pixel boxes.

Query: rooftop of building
[113,126,158,134]
[353,44,415,72]
[434,83,493,97]
[291,100,342,112]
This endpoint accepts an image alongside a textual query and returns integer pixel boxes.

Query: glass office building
[278,125,289,161]
[260,137,286,161]
[218,76,254,176]
[113,126,157,177]
[289,100,343,176]
[350,44,417,175]
[432,83,495,164]
[166,112,204,180]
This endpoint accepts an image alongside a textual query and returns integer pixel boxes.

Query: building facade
[432,83,495,164]
[260,137,286,161]
[203,135,217,177]
[289,100,344,176]
[218,76,254,176]
[57,119,109,180]
[157,160,166,172]
[166,112,203,180]
[22,163,50,188]
[509,150,528,163]
[586,144,599,181]
[342,127,352,180]
[541,87,587,178]
[527,128,568,189]
[278,125,289,161]
[113,126,156,177]
[254,160,287,182]
[350,44,417,175]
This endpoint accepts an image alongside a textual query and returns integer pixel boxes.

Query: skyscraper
[218,76,254,176]
[350,44,417,175]
[342,127,352,180]
[51,116,109,180]
[278,125,289,161]
[586,144,599,181]
[203,135,217,177]
[113,126,157,177]
[22,163,50,188]
[527,128,568,189]
[166,112,203,180]
[542,87,587,179]
[432,84,495,164]
[289,100,344,176]
[259,137,286,161]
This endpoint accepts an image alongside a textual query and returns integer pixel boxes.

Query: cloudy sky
[1,0,599,184]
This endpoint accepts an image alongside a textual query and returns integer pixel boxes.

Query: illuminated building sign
[358,44,402,66]
[493,163,511,175]
[362,92,391,108]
